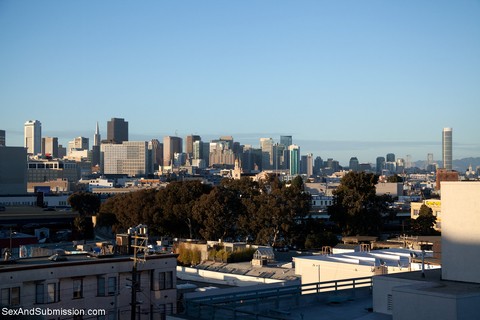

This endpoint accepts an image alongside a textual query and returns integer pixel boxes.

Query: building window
[159,271,173,290]
[1,287,20,306]
[97,276,105,296]
[98,276,117,296]
[73,278,83,299]
[107,277,117,295]
[36,283,45,304]
[35,283,59,304]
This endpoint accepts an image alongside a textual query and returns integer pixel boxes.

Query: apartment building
[0,252,178,319]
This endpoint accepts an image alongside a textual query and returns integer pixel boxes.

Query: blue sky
[1,1,479,165]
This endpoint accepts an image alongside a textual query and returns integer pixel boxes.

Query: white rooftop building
[373,181,480,320]
[294,248,439,285]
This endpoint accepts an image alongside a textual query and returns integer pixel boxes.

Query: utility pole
[129,225,149,320]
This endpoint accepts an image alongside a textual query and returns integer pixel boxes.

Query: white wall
[373,276,424,315]
[441,182,480,284]
[294,257,374,284]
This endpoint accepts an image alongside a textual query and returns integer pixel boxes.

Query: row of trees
[97,176,314,247]
[68,171,438,247]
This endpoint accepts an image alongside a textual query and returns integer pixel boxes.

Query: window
[73,278,83,299]
[98,276,117,296]
[1,287,20,306]
[108,277,116,295]
[97,276,105,296]
[35,282,59,304]
[36,283,45,304]
[159,271,173,290]
[47,283,57,303]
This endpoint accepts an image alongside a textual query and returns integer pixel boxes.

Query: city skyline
[1,118,478,167]
[1,1,479,165]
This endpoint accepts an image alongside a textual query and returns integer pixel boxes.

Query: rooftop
[294,248,438,268]
[0,251,176,272]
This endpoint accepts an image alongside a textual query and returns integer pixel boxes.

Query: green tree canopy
[328,171,386,236]
[411,204,437,235]
[192,186,241,241]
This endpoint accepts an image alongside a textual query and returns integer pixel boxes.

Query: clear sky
[1,1,479,165]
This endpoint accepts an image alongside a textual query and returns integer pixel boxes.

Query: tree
[192,186,241,241]
[328,171,386,236]
[73,215,94,241]
[68,192,100,241]
[157,181,212,239]
[386,174,403,183]
[411,204,437,235]
[246,176,311,247]
[68,192,101,216]
[99,189,160,234]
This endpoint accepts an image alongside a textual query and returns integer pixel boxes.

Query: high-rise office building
[101,141,150,176]
[185,135,201,156]
[279,136,292,170]
[42,137,59,158]
[280,135,292,147]
[376,156,385,174]
[149,139,163,169]
[306,153,314,177]
[94,122,101,147]
[349,157,359,172]
[107,118,128,144]
[163,136,182,166]
[24,120,42,155]
[0,130,5,146]
[260,138,274,170]
[289,145,300,176]
[427,153,434,166]
[68,137,89,155]
[386,153,395,163]
[442,127,453,170]
[313,156,324,175]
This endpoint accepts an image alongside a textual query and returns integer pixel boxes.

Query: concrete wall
[295,257,374,284]
[373,275,424,315]
[441,182,480,283]
[391,283,480,320]
[376,182,402,197]
[392,283,458,320]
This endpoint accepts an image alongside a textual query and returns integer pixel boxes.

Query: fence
[184,276,373,320]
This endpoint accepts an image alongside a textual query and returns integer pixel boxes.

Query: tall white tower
[442,128,453,170]
[24,120,42,155]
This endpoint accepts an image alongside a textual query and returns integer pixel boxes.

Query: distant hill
[452,157,480,172]
[413,157,480,173]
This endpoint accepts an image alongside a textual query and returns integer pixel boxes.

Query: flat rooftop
[294,248,429,268]
[0,252,176,272]
[378,269,480,297]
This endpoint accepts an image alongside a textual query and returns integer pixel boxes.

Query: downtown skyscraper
[107,118,128,144]
[442,127,453,170]
[24,120,41,155]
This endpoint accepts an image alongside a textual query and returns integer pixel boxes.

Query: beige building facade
[0,253,177,319]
